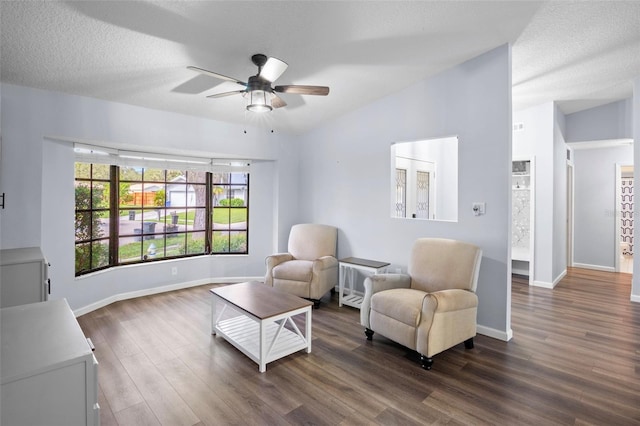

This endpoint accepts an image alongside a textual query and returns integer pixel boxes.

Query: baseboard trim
[73,276,262,317]
[572,263,615,273]
[477,325,512,342]
[532,280,554,289]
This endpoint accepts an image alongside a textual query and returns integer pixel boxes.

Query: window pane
[92,212,107,239]
[92,240,110,269]
[120,166,142,181]
[212,231,230,253]
[75,212,91,242]
[187,170,207,183]
[143,168,164,181]
[190,208,206,231]
[119,209,140,236]
[233,207,247,227]
[165,169,182,181]
[75,163,90,179]
[229,231,247,253]
[119,239,142,263]
[92,164,111,179]
[187,232,206,254]
[75,183,91,210]
[167,183,188,207]
[75,243,91,273]
[213,207,230,228]
[165,209,184,232]
[119,182,135,207]
[92,182,109,209]
[211,173,229,185]
[142,183,164,207]
[143,238,165,260]
[165,234,187,257]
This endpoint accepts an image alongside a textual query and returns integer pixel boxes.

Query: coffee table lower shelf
[215,315,309,371]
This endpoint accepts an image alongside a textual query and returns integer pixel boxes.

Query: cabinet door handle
[47,278,51,294]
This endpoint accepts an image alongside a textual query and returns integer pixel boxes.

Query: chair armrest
[312,256,338,272]
[264,253,294,286]
[416,289,478,357]
[360,274,411,327]
[265,253,294,269]
[430,289,478,313]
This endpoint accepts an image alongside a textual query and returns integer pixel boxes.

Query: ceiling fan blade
[259,57,288,83]
[275,85,330,96]
[271,95,287,109]
[187,66,246,86]
[206,90,245,98]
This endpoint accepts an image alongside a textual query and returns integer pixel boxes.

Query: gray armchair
[264,224,338,308]
[360,238,482,369]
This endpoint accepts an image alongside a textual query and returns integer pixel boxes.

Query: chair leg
[330,287,336,296]
[464,337,474,349]
[312,299,321,309]
[365,328,374,341]
[420,355,434,370]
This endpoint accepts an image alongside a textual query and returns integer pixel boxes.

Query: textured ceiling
[1,1,639,134]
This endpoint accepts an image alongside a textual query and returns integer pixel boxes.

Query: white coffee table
[210,281,313,373]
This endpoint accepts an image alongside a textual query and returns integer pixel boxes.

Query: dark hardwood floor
[77,268,640,425]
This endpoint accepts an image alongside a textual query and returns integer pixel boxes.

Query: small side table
[339,257,390,309]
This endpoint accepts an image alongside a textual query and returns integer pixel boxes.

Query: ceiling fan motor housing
[247,75,272,92]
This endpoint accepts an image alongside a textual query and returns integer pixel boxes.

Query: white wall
[565,98,633,142]
[513,102,557,286]
[296,45,513,340]
[572,144,634,270]
[1,83,299,311]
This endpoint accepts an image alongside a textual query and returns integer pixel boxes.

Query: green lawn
[119,208,246,225]
[213,208,247,224]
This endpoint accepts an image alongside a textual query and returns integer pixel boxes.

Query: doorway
[512,158,535,284]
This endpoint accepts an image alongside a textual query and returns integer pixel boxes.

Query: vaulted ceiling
[2,1,639,134]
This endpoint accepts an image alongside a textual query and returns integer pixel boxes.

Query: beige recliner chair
[264,224,338,308]
[361,238,482,369]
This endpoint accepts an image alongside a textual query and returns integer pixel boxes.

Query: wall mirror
[390,136,458,221]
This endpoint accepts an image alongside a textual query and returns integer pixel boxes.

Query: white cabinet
[0,247,49,308]
[1,299,99,426]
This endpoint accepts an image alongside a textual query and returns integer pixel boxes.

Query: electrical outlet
[472,202,486,216]
[171,267,178,276]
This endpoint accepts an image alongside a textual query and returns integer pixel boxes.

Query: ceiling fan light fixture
[246,89,272,112]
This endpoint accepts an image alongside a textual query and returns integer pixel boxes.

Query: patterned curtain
[621,177,634,255]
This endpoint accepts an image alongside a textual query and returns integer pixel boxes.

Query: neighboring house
[128,176,199,207]
[128,183,163,206]
[166,176,196,207]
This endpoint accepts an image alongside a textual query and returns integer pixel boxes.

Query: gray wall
[297,45,513,339]
[565,98,633,142]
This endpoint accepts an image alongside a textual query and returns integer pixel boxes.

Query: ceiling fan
[187,54,330,112]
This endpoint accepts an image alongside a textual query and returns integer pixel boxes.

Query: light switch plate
[472,202,486,216]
